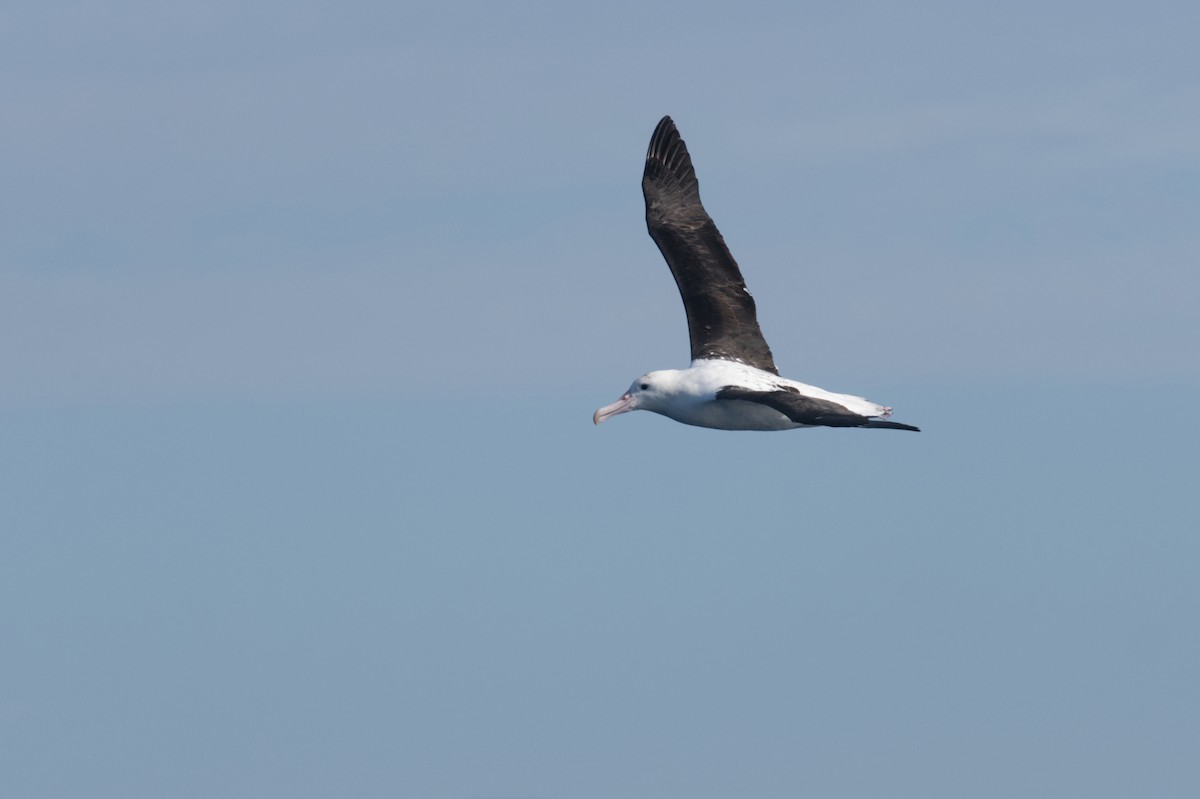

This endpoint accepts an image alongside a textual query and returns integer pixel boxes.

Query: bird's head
[593,371,678,424]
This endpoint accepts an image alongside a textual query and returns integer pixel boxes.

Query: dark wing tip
[864,420,922,432]
[644,116,699,205]
[648,116,677,159]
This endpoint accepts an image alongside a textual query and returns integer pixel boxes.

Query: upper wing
[642,116,778,375]
[716,387,921,431]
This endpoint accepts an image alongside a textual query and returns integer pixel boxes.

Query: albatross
[594,116,920,433]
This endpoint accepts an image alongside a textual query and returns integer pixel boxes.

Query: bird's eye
[640,383,649,390]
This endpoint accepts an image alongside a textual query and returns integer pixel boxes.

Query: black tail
[864,420,921,432]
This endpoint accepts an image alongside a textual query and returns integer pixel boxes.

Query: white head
[593,371,682,424]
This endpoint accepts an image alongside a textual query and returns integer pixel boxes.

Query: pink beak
[593,392,635,424]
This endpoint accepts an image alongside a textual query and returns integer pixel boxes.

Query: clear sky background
[2,2,1198,797]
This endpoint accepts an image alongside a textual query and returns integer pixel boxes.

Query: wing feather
[642,116,778,375]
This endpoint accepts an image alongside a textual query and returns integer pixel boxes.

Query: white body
[594,359,892,431]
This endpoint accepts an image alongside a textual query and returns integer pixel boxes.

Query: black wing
[643,116,778,375]
[716,387,921,431]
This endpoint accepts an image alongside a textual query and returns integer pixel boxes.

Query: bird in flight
[594,116,920,433]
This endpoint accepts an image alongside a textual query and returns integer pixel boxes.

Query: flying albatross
[594,116,920,433]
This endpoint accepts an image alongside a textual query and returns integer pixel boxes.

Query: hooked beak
[593,392,635,425]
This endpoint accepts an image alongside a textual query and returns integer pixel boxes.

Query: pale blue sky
[2,2,1198,798]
